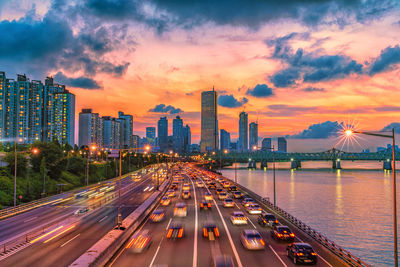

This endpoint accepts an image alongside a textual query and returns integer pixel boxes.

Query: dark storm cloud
[218,95,248,108]
[369,45,400,75]
[54,72,102,89]
[291,121,341,139]
[246,84,274,97]
[148,104,183,114]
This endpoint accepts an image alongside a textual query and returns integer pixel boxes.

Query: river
[221,160,399,266]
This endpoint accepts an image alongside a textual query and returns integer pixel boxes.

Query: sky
[1,0,400,152]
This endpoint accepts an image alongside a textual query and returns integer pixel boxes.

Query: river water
[221,160,399,266]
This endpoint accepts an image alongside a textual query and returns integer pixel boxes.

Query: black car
[271,225,295,242]
[258,213,278,227]
[211,255,234,267]
[200,200,212,210]
[286,243,318,265]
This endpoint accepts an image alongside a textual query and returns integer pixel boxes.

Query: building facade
[102,116,121,149]
[146,127,156,144]
[157,117,168,152]
[173,116,184,153]
[261,138,272,151]
[249,122,258,150]
[78,109,103,148]
[183,125,191,153]
[200,89,218,152]
[220,129,231,151]
[118,111,133,148]
[277,137,287,152]
[238,112,248,152]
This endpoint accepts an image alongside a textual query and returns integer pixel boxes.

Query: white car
[218,192,228,200]
[223,198,235,208]
[74,207,89,216]
[246,203,262,214]
[182,183,190,191]
[230,211,248,225]
[204,192,213,201]
[174,202,187,217]
[196,181,204,188]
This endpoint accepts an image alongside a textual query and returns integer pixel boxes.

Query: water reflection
[335,170,343,216]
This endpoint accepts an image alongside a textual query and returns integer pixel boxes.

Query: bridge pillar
[336,160,341,169]
[296,160,302,169]
[290,160,297,170]
[247,161,252,169]
[383,161,392,170]
[332,160,342,169]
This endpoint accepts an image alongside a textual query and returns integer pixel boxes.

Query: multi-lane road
[110,164,347,267]
[0,167,165,267]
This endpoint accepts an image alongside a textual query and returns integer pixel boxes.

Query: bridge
[209,148,399,169]
[0,163,369,267]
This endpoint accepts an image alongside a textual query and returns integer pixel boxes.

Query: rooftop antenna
[212,85,214,91]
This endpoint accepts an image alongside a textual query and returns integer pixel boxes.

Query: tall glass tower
[201,88,218,152]
[239,112,248,152]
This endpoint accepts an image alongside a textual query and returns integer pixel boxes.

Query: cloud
[265,104,317,117]
[374,106,400,112]
[148,104,183,114]
[269,68,300,87]
[218,94,248,108]
[381,122,400,133]
[54,72,102,89]
[246,84,273,97]
[291,121,341,139]
[369,45,400,75]
[302,87,325,92]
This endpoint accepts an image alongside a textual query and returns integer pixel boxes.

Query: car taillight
[277,233,282,237]
[214,228,220,237]
[290,233,295,237]
[259,239,265,246]
[203,228,208,237]
[311,252,317,256]
[208,203,211,207]
[178,229,183,238]
[275,220,278,224]
[297,252,304,256]
[167,229,173,238]
[200,203,203,207]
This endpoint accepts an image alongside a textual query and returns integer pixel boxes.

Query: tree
[3,152,28,177]
[40,157,47,195]
[30,141,65,180]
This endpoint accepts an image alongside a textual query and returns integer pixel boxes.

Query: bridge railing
[217,173,370,267]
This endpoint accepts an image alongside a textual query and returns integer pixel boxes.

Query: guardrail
[204,167,370,267]
[0,170,141,220]
[70,168,173,267]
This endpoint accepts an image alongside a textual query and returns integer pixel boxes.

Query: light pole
[86,144,97,186]
[346,128,398,266]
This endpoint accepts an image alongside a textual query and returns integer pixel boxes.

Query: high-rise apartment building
[157,117,168,152]
[200,89,218,152]
[278,137,287,152]
[118,111,133,148]
[146,127,156,140]
[220,129,230,151]
[249,122,258,150]
[173,116,184,153]
[238,112,248,152]
[262,138,272,151]
[132,135,139,148]
[79,109,103,148]
[102,116,121,149]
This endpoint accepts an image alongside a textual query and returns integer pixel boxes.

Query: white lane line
[60,234,80,248]
[247,217,257,229]
[165,218,172,230]
[202,180,243,267]
[23,216,37,223]
[269,245,288,267]
[148,238,163,267]
[295,236,333,267]
[99,215,108,223]
[190,178,198,267]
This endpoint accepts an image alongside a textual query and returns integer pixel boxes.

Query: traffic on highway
[110,164,347,267]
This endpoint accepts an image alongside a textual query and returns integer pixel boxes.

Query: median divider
[204,167,370,267]
[70,171,172,267]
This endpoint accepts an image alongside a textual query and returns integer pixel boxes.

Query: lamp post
[86,144,97,186]
[346,128,398,266]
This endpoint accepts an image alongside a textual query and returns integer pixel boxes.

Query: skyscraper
[220,129,231,150]
[173,116,184,153]
[249,122,258,150]
[118,111,133,148]
[78,109,103,148]
[157,117,168,152]
[146,127,156,140]
[183,125,191,153]
[102,116,121,149]
[201,89,218,152]
[278,137,287,152]
[238,112,248,152]
[262,138,272,151]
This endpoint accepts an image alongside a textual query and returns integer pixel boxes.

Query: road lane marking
[269,245,288,267]
[295,236,333,267]
[247,217,257,229]
[60,234,80,248]
[149,237,164,267]
[190,178,198,267]
[44,225,76,243]
[165,218,172,230]
[30,225,64,244]
[23,216,37,223]
[99,215,108,222]
[202,179,243,267]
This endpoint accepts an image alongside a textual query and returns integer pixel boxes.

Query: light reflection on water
[221,161,400,266]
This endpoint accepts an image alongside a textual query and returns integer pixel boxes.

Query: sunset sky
[1,0,400,151]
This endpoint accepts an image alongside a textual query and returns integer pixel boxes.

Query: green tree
[3,152,28,177]
[30,141,66,180]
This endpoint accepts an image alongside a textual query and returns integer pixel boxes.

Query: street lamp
[346,128,398,266]
[86,144,97,186]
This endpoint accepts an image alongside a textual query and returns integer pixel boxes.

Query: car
[246,203,262,214]
[223,198,235,208]
[202,221,220,240]
[211,255,234,267]
[208,182,217,189]
[240,230,265,250]
[160,196,170,206]
[126,230,152,253]
[174,202,187,217]
[196,181,204,187]
[74,207,89,216]
[215,188,224,195]
[271,225,295,242]
[200,200,212,210]
[182,183,190,191]
[167,189,175,197]
[222,181,230,188]
[286,243,318,265]
[230,211,248,225]
[218,192,228,200]
[150,209,165,222]
[228,185,237,191]
[170,184,178,190]
[205,192,213,201]
[232,191,243,199]
[182,190,191,199]
[258,213,278,227]
[242,197,254,207]
[166,223,184,239]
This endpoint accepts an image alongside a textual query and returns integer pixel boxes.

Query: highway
[110,164,347,267]
[0,167,166,267]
